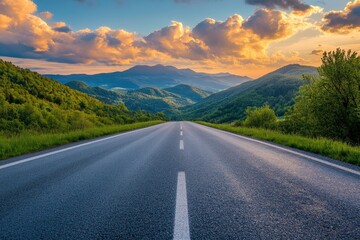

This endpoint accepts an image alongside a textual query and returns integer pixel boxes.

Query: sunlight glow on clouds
[0,0,359,77]
[322,0,360,33]
[38,11,52,20]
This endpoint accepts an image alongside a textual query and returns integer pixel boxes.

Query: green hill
[181,64,317,123]
[64,81,211,116]
[132,87,179,98]
[0,60,158,134]
[164,84,212,102]
[120,87,194,115]
[65,81,121,105]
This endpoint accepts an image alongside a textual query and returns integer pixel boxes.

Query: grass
[197,121,360,166]
[0,121,164,160]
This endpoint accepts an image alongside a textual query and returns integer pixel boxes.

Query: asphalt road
[0,122,359,239]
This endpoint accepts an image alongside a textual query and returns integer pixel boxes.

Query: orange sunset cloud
[0,0,359,77]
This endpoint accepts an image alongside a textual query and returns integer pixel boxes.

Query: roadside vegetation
[283,49,360,144]
[0,60,165,159]
[0,121,163,160]
[198,121,360,166]
[200,49,360,166]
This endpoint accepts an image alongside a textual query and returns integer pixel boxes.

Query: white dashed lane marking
[173,172,190,240]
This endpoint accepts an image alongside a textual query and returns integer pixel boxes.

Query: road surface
[0,122,359,239]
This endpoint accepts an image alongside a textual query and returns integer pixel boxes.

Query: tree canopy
[284,49,360,143]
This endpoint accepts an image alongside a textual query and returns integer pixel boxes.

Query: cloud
[191,10,294,62]
[47,27,145,65]
[245,0,310,11]
[310,49,323,55]
[52,22,72,33]
[0,14,11,30]
[0,0,143,64]
[142,9,295,64]
[242,9,290,38]
[0,0,313,70]
[0,0,54,52]
[245,0,315,15]
[322,0,360,33]
[143,21,208,60]
[39,11,53,20]
[0,0,37,22]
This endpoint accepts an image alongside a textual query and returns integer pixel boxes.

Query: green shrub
[243,105,277,129]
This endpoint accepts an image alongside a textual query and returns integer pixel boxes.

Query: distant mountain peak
[46,64,251,92]
[123,64,179,76]
[268,64,318,77]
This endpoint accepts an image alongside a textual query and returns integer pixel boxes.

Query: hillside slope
[181,64,317,123]
[119,88,191,115]
[0,60,157,134]
[65,81,121,105]
[164,84,212,102]
[64,81,211,115]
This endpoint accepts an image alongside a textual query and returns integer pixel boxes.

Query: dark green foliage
[243,105,277,129]
[0,59,163,135]
[284,49,360,143]
[164,84,212,102]
[65,81,121,105]
[181,64,317,123]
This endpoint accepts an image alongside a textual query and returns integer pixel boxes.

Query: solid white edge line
[196,123,360,177]
[180,140,184,150]
[173,171,190,240]
[0,123,164,171]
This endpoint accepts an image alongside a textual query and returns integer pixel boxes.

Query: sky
[0,0,359,77]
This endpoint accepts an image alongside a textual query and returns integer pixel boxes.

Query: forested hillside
[64,81,211,115]
[120,88,190,115]
[0,60,162,134]
[123,85,211,115]
[164,84,212,102]
[65,81,121,105]
[181,64,317,123]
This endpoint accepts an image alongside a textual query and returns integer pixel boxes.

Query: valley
[59,63,318,122]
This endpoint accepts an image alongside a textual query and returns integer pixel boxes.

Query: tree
[243,105,277,129]
[285,49,360,143]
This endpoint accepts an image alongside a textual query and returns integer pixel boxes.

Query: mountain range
[66,81,211,115]
[46,64,251,92]
[180,64,318,122]
[2,59,319,124]
[63,64,318,122]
